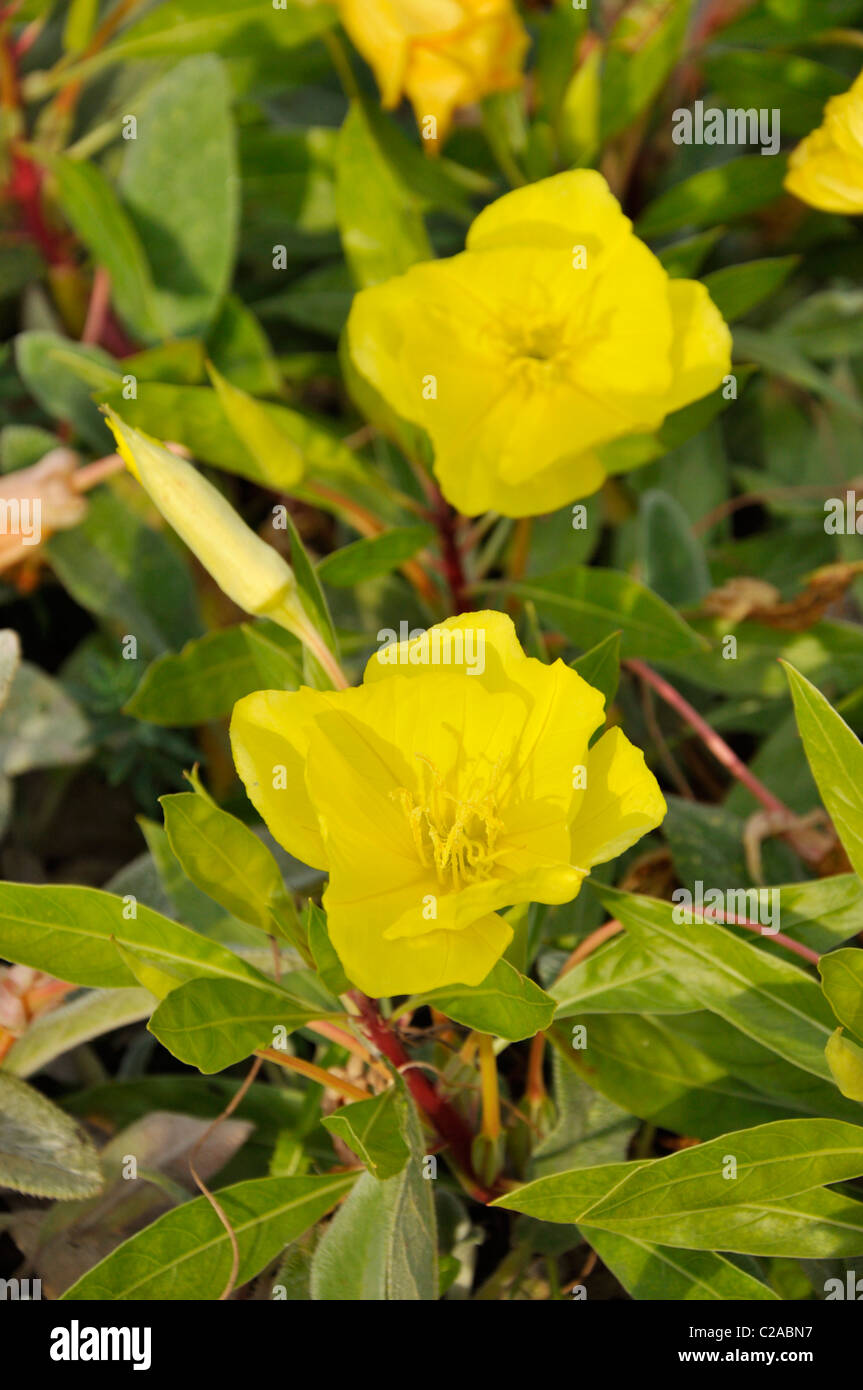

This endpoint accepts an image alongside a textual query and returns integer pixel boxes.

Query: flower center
[511,322,562,364]
[392,754,505,890]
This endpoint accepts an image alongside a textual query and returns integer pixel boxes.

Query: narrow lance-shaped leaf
[495,1118,863,1257]
[406,958,556,1042]
[160,792,303,946]
[148,972,345,1072]
[310,1094,437,1300]
[0,880,271,990]
[595,883,837,1080]
[62,1173,357,1301]
[322,1082,411,1181]
[581,1229,779,1302]
[0,1074,102,1200]
[783,660,863,880]
[819,949,863,1039]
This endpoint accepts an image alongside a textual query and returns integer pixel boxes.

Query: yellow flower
[335,0,529,151]
[230,611,665,996]
[785,70,863,214]
[345,171,732,517]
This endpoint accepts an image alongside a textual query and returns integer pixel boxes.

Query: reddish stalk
[430,488,471,614]
[81,265,112,345]
[556,908,819,978]
[626,659,790,817]
[350,990,488,1197]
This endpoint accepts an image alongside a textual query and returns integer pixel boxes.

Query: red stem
[432,492,471,615]
[350,990,488,1197]
[626,659,790,818]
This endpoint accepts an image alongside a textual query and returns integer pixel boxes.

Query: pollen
[392,753,506,890]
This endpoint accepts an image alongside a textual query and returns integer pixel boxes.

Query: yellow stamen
[391,753,506,889]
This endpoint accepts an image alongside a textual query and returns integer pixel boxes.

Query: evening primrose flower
[345,170,732,517]
[335,0,529,151]
[230,612,665,996]
[785,70,863,214]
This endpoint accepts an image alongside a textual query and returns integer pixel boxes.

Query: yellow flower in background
[231,612,665,996]
[346,170,732,518]
[785,70,863,214]
[335,0,529,151]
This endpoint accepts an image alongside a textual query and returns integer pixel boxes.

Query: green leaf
[119,56,237,337]
[582,1230,778,1301]
[258,262,352,338]
[38,155,163,342]
[0,630,20,711]
[148,971,343,1071]
[550,1014,839,1139]
[826,1029,863,1104]
[501,567,705,659]
[47,487,202,657]
[207,361,303,487]
[783,661,863,878]
[62,1172,356,1300]
[703,50,845,136]
[335,100,432,288]
[94,382,374,500]
[570,631,620,710]
[406,959,555,1042]
[638,489,711,605]
[126,620,301,726]
[657,228,724,278]
[820,949,863,1040]
[2,988,154,1078]
[779,288,863,361]
[306,901,350,996]
[316,524,434,587]
[637,156,788,239]
[0,662,89,774]
[600,0,693,140]
[72,0,335,71]
[551,936,693,1017]
[495,1118,863,1256]
[596,884,836,1080]
[670,1010,863,1127]
[662,616,863,699]
[15,332,118,449]
[206,294,282,396]
[734,328,863,419]
[62,0,98,51]
[310,1096,437,1299]
[160,792,296,939]
[0,881,269,990]
[0,1073,102,1199]
[702,257,798,323]
[558,45,601,167]
[532,1060,636,1178]
[322,1084,411,1180]
[283,508,337,661]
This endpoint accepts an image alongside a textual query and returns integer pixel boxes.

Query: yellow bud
[826,1028,863,1104]
[103,407,308,636]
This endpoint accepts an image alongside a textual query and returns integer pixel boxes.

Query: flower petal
[467,168,633,261]
[661,279,733,417]
[230,688,339,871]
[569,726,666,867]
[333,909,514,997]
